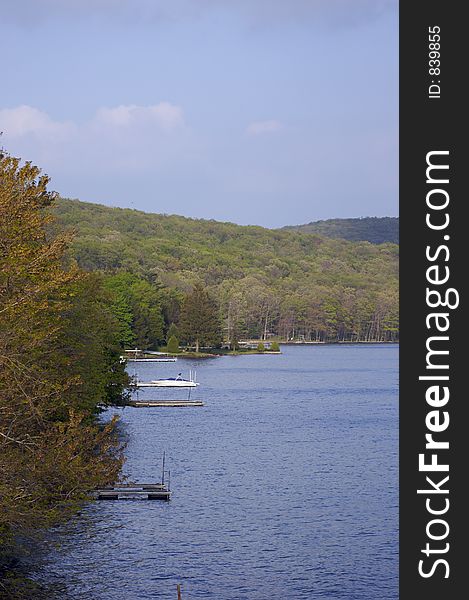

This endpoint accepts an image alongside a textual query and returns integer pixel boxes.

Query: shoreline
[137,341,398,359]
[281,340,399,345]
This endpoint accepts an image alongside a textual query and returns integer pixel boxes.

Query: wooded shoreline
[54,198,399,348]
[1,153,399,597]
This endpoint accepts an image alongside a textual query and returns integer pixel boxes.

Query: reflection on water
[39,345,398,599]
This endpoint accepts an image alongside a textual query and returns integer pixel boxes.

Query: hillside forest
[283,216,399,244]
[54,198,399,347]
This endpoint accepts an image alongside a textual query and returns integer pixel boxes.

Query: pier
[125,357,177,362]
[93,483,171,500]
[127,399,204,407]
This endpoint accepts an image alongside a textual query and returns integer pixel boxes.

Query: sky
[0,0,398,227]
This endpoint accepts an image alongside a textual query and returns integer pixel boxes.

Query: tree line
[54,198,399,347]
[283,216,399,245]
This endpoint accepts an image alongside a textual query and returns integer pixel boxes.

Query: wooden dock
[94,483,171,500]
[127,400,204,407]
[126,358,177,362]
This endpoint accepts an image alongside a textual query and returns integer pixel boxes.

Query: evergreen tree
[229,325,240,351]
[166,335,180,354]
[129,277,164,349]
[103,273,164,350]
[166,322,179,343]
[179,283,222,352]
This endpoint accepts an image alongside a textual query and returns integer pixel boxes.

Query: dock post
[177,584,182,599]
[162,451,166,486]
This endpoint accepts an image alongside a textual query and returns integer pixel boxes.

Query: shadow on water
[1,537,69,599]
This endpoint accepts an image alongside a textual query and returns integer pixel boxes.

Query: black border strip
[400,3,465,597]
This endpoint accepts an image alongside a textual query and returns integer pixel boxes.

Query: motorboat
[136,370,199,388]
[149,378,199,387]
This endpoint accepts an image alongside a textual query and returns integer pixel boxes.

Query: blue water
[43,344,398,599]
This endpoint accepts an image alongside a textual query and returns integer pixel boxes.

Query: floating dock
[126,358,177,362]
[94,483,171,500]
[127,400,204,407]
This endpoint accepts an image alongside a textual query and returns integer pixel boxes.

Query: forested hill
[54,198,399,342]
[283,217,399,244]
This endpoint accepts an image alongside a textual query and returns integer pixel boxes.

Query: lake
[41,344,398,599]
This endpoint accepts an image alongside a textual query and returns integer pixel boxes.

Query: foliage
[229,327,240,351]
[179,283,223,352]
[166,322,179,343]
[166,335,180,354]
[257,342,265,352]
[102,274,135,348]
[53,198,399,343]
[270,341,280,352]
[283,217,399,244]
[0,156,127,588]
[103,272,164,350]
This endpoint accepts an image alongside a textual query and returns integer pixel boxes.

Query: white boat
[147,379,198,388]
[136,370,199,388]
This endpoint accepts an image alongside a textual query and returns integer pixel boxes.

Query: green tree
[103,273,164,350]
[229,325,240,351]
[179,283,222,352]
[53,197,399,344]
[129,277,164,349]
[257,342,265,352]
[166,322,179,343]
[270,341,280,352]
[58,273,130,413]
[166,335,180,353]
[103,274,134,348]
[0,154,125,587]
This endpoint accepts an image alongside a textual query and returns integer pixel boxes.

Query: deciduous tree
[0,154,126,586]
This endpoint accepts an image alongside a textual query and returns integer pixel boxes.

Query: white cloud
[246,120,283,136]
[0,102,184,139]
[0,102,188,175]
[94,103,184,130]
[0,105,74,140]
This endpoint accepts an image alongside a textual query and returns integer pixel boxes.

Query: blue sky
[0,1,398,227]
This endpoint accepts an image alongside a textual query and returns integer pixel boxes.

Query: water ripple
[39,345,398,599]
